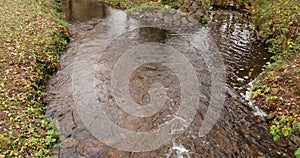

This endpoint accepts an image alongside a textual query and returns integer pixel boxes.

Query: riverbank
[252,0,300,156]
[0,0,68,157]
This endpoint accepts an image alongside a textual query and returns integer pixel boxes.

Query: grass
[252,0,300,156]
[0,0,68,157]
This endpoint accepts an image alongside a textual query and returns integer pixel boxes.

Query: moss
[0,0,68,157]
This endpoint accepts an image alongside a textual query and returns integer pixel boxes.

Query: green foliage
[202,15,211,24]
[296,122,300,132]
[270,116,295,141]
[160,0,184,5]
[202,0,211,5]
[53,17,70,30]
[295,147,300,158]
[161,0,174,5]
[281,125,293,137]
[105,0,159,9]
[253,0,300,53]
[126,1,157,13]
[270,123,280,141]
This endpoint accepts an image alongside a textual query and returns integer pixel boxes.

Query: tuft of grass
[0,0,68,157]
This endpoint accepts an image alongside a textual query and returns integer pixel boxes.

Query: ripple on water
[45,1,292,157]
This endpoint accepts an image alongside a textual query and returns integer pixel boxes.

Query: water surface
[45,1,289,157]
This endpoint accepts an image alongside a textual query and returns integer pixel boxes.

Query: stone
[190,10,204,21]
[162,8,169,15]
[188,1,200,13]
[181,17,189,26]
[174,19,182,26]
[153,17,162,24]
[188,6,197,14]
[191,1,201,9]
[61,138,78,148]
[145,17,153,24]
[157,10,164,19]
[178,7,188,14]
[169,8,177,15]
[184,0,193,7]
[164,14,174,24]
[187,15,199,24]
[195,10,205,17]
[145,12,152,17]
[173,12,182,22]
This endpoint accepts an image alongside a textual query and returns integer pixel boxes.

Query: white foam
[165,141,191,158]
[245,80,267,117]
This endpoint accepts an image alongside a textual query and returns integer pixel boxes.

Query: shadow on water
[45,0,291,157]
[62,0,110,22]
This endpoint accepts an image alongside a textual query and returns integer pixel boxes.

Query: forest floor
[0,0,68,157]
[251,0,300,156]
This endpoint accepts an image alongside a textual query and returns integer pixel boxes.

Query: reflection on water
[62,0,110,22]
[209,11,272,89]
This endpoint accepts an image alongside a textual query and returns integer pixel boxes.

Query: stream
[45,0,289,157]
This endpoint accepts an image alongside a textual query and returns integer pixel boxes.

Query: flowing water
[45,0,290,157]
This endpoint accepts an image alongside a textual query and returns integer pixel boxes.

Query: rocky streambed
[45,0,292,157]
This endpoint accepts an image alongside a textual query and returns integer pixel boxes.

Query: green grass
[0,0,68,157]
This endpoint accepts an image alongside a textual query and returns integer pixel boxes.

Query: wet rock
[187,15,199,24]
[190,10,204,21]
[192,1,201,8]
[157,10,164,19]
[188,6,197,14]
[173,12,182,22]
[163,14,174,24]
[178,7,188,14]
[145,17,153,24]
[188,1,200,13]
[61,137,78,148]
[145,12,152,17]
[162,7,169,15]
[183,0,193,8]
[153,17,162,24]
[196,10,205,17]
[169,8,177,15]
[181,17,189,26]
[174,19,182,26]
